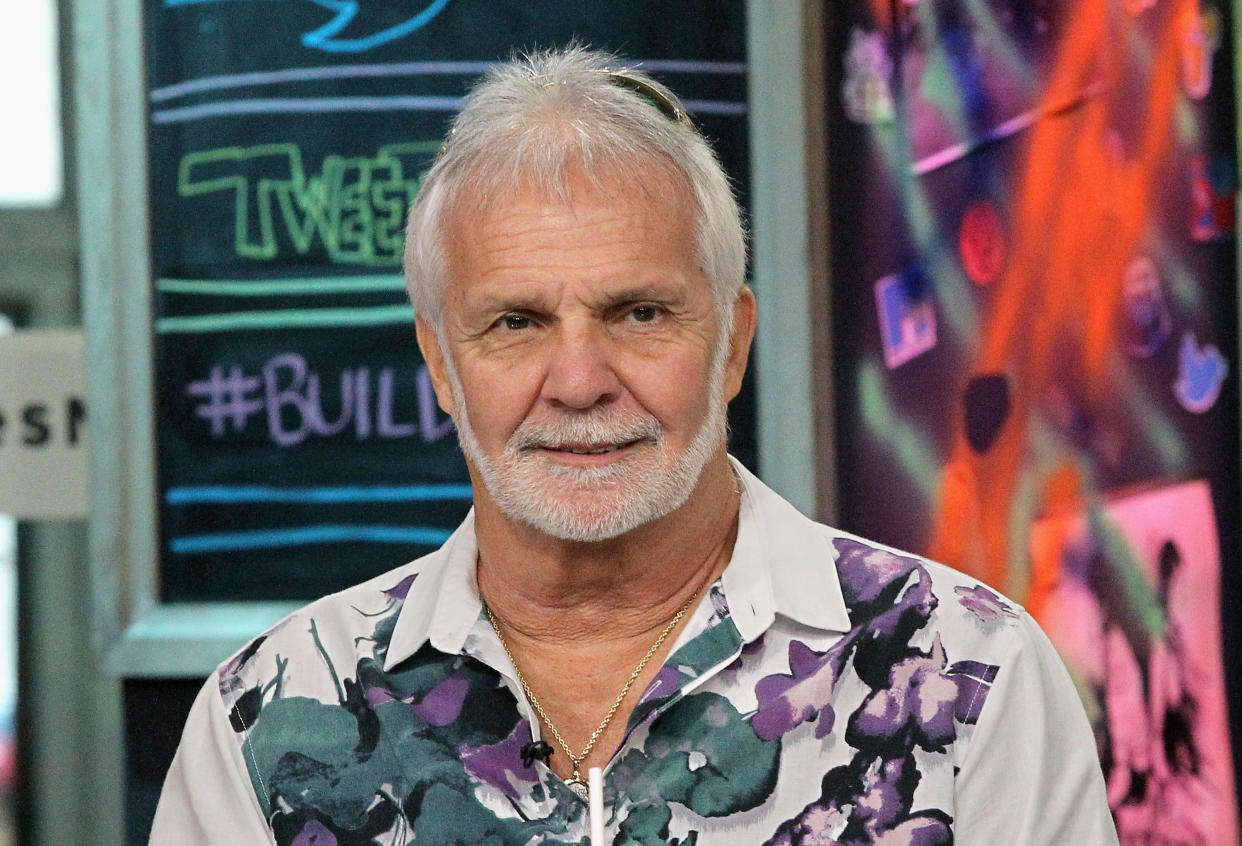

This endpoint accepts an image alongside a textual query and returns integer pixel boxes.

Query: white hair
[403,45,747,330]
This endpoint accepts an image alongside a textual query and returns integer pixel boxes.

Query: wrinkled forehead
[444,153,696,230]
[437,160,705,296]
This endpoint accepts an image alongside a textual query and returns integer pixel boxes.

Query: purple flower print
[383,573,417,600]
[834,538,923,607]
[833,539,938,692]
[757,535,1003,846]
[362,684,395,708]
[855,572,936,651]
[410,673,469,726]
[764,808,848,846]
[753,639,847,741]
[871,814,952,845]
[944,660,999,724]
[460,719,538,800]
[954,584,1017,622]
[763,754,920,845]
[853,756,913,835]
[639,665,682,705]
[848,636,959,752]
[290,819,337,846]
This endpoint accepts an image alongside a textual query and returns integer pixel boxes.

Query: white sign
[0,329,88,517]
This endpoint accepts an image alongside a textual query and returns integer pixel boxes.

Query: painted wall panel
[826,0,1240,839]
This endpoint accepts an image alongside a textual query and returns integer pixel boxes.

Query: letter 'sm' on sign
[0,329,88,518]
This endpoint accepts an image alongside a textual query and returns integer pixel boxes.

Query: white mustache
[509,411,662,453]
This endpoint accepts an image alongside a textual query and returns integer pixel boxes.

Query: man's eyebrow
[469,283,686,314]
[598,283,687,305]
[470,291,553,313]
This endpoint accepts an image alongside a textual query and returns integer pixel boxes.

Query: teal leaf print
[251,696,388,828]
[616,801,699,846]
[410,782,560,844]
[616,692,778,817]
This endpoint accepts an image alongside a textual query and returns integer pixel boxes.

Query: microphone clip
[520,739,555,768]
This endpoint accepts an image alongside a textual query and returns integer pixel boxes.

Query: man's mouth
[545,439,642,456]
[510,415,663,458]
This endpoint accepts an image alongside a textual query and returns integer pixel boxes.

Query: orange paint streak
[926,0,1192,598]
[1024,462,1085,622]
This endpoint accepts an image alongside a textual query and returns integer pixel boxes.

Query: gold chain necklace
[486,591,698,798]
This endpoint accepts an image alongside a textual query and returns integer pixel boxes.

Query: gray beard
[446,336,730,542]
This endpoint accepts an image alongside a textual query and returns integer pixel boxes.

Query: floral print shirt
[151,461,1118,845]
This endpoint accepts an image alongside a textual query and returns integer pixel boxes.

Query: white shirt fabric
[150,459,1119,844]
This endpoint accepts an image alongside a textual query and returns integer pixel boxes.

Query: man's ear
[723,286,757,402]
[415,316,456,417]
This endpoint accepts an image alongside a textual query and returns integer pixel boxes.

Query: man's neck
[473,456,740,644]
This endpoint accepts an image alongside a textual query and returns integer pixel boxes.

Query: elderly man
[152,47,1118,844]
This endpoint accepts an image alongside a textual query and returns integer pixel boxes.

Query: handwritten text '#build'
[186,353,453,447]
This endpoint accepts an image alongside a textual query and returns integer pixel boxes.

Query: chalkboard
[145,0,753,602]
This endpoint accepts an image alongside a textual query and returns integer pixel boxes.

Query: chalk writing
[178,141,439,266]
[162,0,453,55]
[185,354,453,446]
[302,0,453,53]
[187,365,264,436]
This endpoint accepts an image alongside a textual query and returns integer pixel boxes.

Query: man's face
[418,169,752,542]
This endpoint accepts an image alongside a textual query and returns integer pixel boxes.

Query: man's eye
[629,305,662,323]
[499,313,532,331]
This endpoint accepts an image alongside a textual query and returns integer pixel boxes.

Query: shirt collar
[384,510,482,671]
[723,457,852,641]
[383,456,852,671]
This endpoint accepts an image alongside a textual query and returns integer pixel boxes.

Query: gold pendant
[566,778,589,800]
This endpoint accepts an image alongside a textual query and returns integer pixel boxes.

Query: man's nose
[540,325,621,410]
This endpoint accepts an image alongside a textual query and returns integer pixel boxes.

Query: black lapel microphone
[520,740,554,768]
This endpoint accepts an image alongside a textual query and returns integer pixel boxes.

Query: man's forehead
[443,170,693,254]
[448,156,695,223]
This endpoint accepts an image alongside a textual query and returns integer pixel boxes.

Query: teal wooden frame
[746,0,837,523]
[76,0,300,678]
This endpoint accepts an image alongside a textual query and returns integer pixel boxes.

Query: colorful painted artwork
[875,269,938,368]
[827,0,1239,840]
[1030,482,1238,844]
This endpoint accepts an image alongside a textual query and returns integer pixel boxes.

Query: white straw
[588,766,605,845]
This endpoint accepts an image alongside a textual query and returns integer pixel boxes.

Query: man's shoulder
[823,527,1033,657]
[803,527,1067,751]
[212,553,437,710]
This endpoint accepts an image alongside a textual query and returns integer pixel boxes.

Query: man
[152,46,1119,844]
